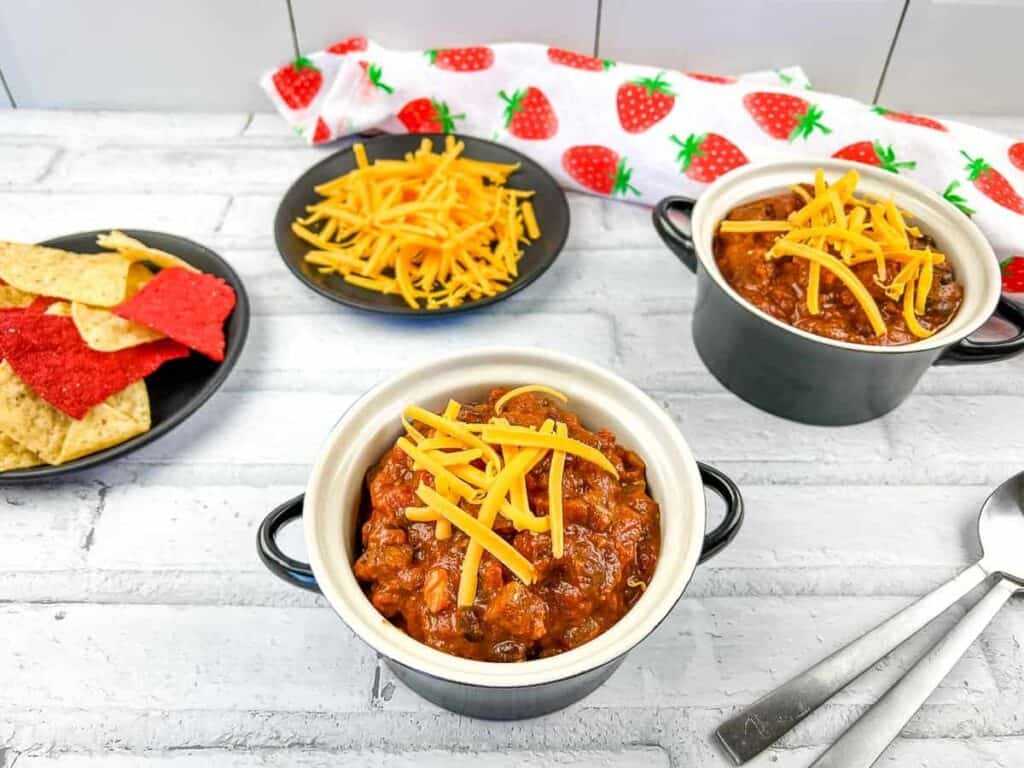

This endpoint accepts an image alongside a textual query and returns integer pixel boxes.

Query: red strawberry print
[962,150,1024,215]
[562,146,639,197]
[1000,257,1024,292]
[743,92,830,142]
[1009,142,1024,172]
[311,118,330,144]
[873,106,947,132]
[685,71,735,84]
[426,46,494,72]
[616,72,676,133]
[832,141,916,174]
[547,47,613,71]
[942,180,975,217]
[670,133,747,183]
[327,36,367,54]
[500,87,557,140]
[359,61,394,93]
[398,99,464,133]
[272,57,322,110]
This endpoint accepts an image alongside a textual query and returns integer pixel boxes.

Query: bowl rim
[689,158,1001,354]
[302,347,708,688]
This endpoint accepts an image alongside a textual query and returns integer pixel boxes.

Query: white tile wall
[0,0,294,111]
[598,0,906,103]
[290,0,598,53]
[878,0,1024,115]
[0,2,1021,117]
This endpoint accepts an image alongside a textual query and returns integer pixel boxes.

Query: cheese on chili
[393,387,618,607]
[718,168,944,338]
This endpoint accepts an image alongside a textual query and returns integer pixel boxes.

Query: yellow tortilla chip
[44,301,72,317]
[59,398,147,464]
[105,377,151,429]
[0,361,149,466]
[0,361,69,463]
[0,284,36,309]
[0,242,134,307]
[97,231,199,273]
[126,263,155,296]
[0,432,43,471]
[71,301,164,352]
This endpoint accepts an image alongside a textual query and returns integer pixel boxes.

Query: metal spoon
[716,471,1024,765]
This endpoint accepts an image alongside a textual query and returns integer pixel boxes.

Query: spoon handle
[810,576,1018,768]
[715,562,988,764]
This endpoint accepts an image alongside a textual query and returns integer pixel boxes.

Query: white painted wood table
[2,111,1023,768]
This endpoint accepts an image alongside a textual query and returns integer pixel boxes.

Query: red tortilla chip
[0,311,188,419]
[27,296,58,313]
[113,268,235,362]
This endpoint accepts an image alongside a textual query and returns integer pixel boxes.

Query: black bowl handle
[653,196,698,273]
[698,461,744,562]
[257,494,321,592]
[936,297,1024,365]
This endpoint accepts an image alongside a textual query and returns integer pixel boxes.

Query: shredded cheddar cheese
[548,422,568,559]
[718,168,946,339]
[416,484,538,588]
[294,137,540,310]
[394,387,618,607]
[495,384,569,414]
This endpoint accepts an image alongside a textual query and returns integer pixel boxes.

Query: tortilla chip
[0,242,134,307]
[105,375,151,428]
[0,361,149,466]
[0,284,36,309]
[0,360,74,463]
[0,311,188,419]
[126,263,155,296]
[44,301,72,317]
[113,267,236,362]
[72,301,164,351]
[0,432,43,471]
[59,393,148,463]
[97,231,200,273]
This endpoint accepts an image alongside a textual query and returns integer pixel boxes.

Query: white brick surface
[14,750,672,768]
[1,110,1023,767]
[0,192,229,244]
[0,144,57,184]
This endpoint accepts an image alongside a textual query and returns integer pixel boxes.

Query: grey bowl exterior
[690,260,947,425]
[384,655,625,720]
[654,165,1024,426]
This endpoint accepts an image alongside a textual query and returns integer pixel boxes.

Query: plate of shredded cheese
[275,133,570,314]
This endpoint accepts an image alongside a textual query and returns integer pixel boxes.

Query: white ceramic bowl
[258,347,743,719]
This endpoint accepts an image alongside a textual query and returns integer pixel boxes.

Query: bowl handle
[697,462,744,562]
[257,494,321,592]
[935,297,1024,365]
[653,196,698,273]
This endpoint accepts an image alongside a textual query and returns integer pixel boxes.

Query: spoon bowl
[978,470,1024,583]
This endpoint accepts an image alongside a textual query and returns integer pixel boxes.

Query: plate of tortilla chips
[0,229,249,481]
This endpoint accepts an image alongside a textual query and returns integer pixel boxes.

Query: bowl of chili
[654,159,1024,425]
[256,347,743,719]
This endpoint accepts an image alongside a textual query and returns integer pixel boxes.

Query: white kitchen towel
[261,37,1024,275]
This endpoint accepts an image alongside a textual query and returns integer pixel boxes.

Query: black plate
[274,133,570,315]
[1,229,250,483]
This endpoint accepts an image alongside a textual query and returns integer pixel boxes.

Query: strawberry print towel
[261,38,1024,287]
